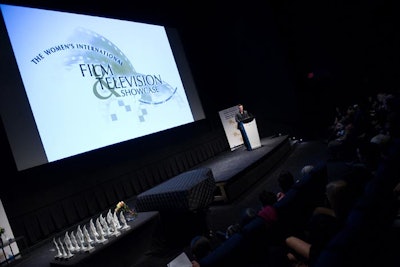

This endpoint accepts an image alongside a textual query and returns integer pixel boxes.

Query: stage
[9,135,292,267]
[194,135,292,202]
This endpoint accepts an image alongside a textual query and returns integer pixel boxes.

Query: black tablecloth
[49,211,160,267]
[135,167,215,212]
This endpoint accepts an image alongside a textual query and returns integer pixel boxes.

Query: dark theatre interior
[1,0,400,267]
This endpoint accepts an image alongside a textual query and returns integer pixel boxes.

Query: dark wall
[1,118,231,246]
[0,0,398,247]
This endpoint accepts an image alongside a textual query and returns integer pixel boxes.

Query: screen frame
[0,3,205,171]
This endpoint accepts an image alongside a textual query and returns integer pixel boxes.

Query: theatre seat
[198,217,275,267]
[273,162,328,235]
[315,139,400,267]
[196,162,329,267]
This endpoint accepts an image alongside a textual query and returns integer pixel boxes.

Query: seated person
[285,179,354,267]
[218,190,276,240]
[190,235,212,263]
[258,190,278,224]
[276,170,295,201]
[220,207,257,240]
[300,165,314,179]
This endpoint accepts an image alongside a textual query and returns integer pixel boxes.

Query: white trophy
[83,233,94,252]
[76,230,87,251]
[64,242,74,259]
[120,212,130,230]
[96,218,108,243]
[90,219,99,237]
[113,211,122,229]
[107,209,113,225]
[71,231,81,252]
[58,238,68,258]
[96,218,105,237]
[64,232,75,253]
[110,218,120,237]
[53,237,63,259]
[100,215,111,237]
[83,225,94,244]
[77,225,84,241]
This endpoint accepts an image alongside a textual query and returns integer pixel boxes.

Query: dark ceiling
[1,0,399,108]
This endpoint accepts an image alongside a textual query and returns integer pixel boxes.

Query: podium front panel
[242,119,261,150]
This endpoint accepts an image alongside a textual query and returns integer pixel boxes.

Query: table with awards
[135,167,215,213]
[49,211,160,267]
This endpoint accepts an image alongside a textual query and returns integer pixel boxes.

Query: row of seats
[197,162,328,267]
[315,138,400,267]
[197,138,400,267]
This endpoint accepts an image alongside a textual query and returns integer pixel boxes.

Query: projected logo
[64,28,178,121]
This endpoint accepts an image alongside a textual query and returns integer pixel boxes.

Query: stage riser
[215,138,292,203]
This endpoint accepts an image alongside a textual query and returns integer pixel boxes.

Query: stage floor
[194,135,292,202]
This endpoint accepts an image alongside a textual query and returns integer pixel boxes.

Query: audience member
[258,190,279,224]
[224,207,257,239]
[285,179,355,267]
[190,237,220,267]
[329,104,356,139]
[327,118,358,161]
[259,189,278,206]
[220,190,278,240]
[369,92,400,142]
[277,170,296,201]
[351,140,382,175]
[316,179,355,222]
[190,90,399,267]
[326,105,346,142]
[190,235,212,262]
[191,191,279,267]
[300,165,314,179]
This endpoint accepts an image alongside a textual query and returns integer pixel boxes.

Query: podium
[238,118,261,150]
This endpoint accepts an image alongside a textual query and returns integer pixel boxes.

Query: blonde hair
[325,179,351,220]
[301,165,314,177]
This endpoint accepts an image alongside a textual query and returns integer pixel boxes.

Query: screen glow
[0,4,205,170]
